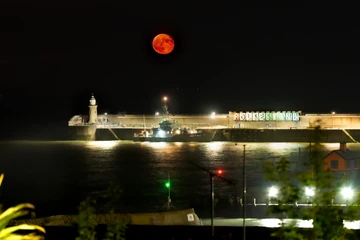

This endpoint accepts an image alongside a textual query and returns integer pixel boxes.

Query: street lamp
[341,187,354,205]
[305,187,315,197]
[341,187,354,199]
[268,186,279,198]
[304,186,315,204]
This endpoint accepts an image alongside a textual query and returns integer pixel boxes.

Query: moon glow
[152,33,175,55]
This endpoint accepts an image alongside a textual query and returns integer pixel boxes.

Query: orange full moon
[152,33,175,55]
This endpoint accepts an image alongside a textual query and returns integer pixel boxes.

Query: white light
[341,187,354,200]
[211,112,216,118]
[157,129,166,137]
[305,187,315,197]
[86,141,118,149]
[268,186,279,198]
[104,112,107,115]
[155,112,159,116]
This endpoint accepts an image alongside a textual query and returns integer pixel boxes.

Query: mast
[162,96,169,120]
[143,114,146,131]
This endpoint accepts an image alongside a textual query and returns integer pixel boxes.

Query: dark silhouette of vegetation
[264,122,360,239]
[76,182,127,240]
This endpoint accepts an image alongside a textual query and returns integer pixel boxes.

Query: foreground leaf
[0,174,3,186]
[0,224,45,239]
[0,204,35,230]
[1,233,45,240]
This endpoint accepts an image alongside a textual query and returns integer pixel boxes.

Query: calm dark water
[0,141,358,218]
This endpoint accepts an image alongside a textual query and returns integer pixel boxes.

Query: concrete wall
[68,127,360,143]
[219,129,360,143]
[69,113,360,130]
[230,114,360,129]
[95,128,144,141]
[68,113,360,142]
[94,114,229,128]
[300,115,360,129]
[67,125,96,140]
[9,209,201,227]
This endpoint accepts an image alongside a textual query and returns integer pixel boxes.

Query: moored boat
[134,119,216,142]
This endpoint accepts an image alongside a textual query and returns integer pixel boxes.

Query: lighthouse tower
[88,94,98,124]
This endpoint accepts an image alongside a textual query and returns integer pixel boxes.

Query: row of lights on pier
[268,186,354,202]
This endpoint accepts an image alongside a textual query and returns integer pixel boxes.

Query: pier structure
[67,95,360,142]
[69,112,360,130]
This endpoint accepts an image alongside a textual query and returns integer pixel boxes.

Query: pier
[67,95,360,142]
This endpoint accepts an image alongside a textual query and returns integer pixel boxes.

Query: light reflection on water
[1,141,360,217]
[85,140,120,149]
[201,218,360,229]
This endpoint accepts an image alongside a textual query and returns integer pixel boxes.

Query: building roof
[325,149,360,160]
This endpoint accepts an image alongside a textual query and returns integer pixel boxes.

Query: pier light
[104,112,107,115]
[163,96,167,101]
[165,181,170,188]
[268,186,279,198]
[341,187,354,200]
[155,112,159,116]
[216,169,223,175]
[211,112,216,118]
[305,186,315,197]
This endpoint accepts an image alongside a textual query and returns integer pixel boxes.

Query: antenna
[188,161,233,184]
[188,161,234,237]
[162,96,169,119]
[161,172,175,211]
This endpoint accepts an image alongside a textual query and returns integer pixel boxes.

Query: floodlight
[268,186,279,198]
[341,187,354,200]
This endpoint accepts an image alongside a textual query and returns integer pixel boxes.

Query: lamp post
[242,144,246,240]
[189,162,233,237]
[162,173,175,211]
[210,173,214,234]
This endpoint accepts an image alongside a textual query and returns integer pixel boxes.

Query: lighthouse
[88,94,98,124]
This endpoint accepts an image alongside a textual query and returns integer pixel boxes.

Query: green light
[165,182,170,188]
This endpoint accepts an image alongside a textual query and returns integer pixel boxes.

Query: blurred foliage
[264,122,360,240]
[76,197,97,240]
[76,182,127,240]
[0,173,46,240]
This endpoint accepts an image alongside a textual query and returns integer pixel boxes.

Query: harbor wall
[68,127,360,143]
[95,128,144,141]
[67,125,96,140]
[68,113,360,142]
[216,129,360,143]
[70,113,360,130]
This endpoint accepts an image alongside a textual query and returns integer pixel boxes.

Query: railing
[239,198,354,207]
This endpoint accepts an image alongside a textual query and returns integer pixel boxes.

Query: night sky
[0,3,359,138]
